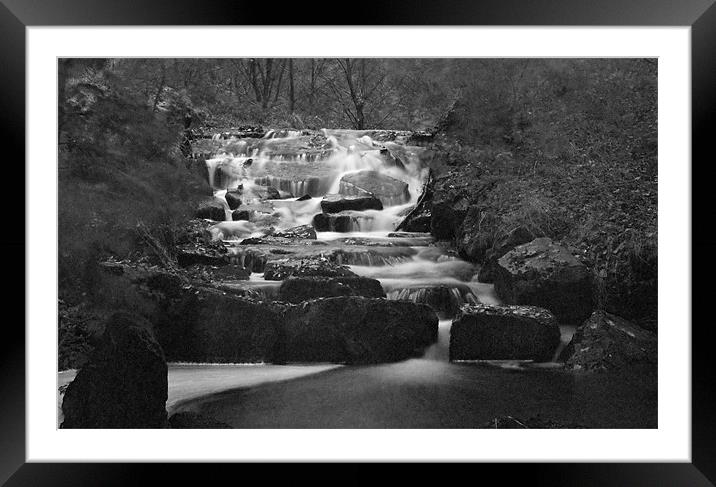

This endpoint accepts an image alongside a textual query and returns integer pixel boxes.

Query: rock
[339,170,411,207]
[280,297,438,364]
[224,191,242,210]
[397,170,433,233]
[560,311,657,371]
[278,276,385,303]
[312,212,354,232]
[155,287,285,363]
[449,304,561,362]
[169,412,231,429]
[264,186,281,200]
[431,190,471,241]
[454,206,492,260]
[494,237,593,326]
[273,224,317,240]
[195,199,227,221]
[478,226,538,282]
[379,148,406,170]
[264,258,357,281]
[320,194,383,213]
[61,312,168,428]
[176,243,229,267]
[399,209,431,233]
[231,209,251,221]
[296,194,312,201]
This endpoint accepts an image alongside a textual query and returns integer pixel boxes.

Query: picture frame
[4,0,713,483]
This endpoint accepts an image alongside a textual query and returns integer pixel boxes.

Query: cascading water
[199,128,570,366]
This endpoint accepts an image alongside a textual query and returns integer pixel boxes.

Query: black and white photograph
[56,57,659,430]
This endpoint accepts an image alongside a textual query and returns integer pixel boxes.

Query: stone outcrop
[449,304,561,362]
[560,311,658,371]
[278,276,385,303]
[493,237,593,326]
[61,312,168,428]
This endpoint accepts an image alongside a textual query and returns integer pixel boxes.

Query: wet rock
[61,312,168,428]
[494,237,593,326]
[387,285,478,318]
[264,186,282,200]
[560,311,657,371]
[339,170,411,207]
[397,170,433,233]
[399,209,431,233]
[169,412,232,429]
[195,199,227,221]
[280,297,438,364]
[274,224,317,240]
[231,209,251,221]
[450,304,561,362]
[296,194,312,201]
[312,212,354,232]
[278,276,385,303]
[224,190,242,210]
[264,258,357,281]
[379,148,406,170]
[320,194,383,213]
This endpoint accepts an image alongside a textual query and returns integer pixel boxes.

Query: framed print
[4,0,714,484]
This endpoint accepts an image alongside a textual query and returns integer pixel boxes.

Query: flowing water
[200,128,575,366]
[159,128,645,428]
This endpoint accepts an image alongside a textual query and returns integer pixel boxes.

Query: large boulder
[560,311,658,371]
[264,257,357,281]
[280,297,438,364]
[449,304,561,362]
[155,288,285,363]
[321,194,383,213]
[478,226,538,282]
[61,312,168,428]
[278,276,385,303]
[494,238,593,326]
[339,170,411,207]
[195,199,227,221]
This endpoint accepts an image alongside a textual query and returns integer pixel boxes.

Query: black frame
[3,0,714,484]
